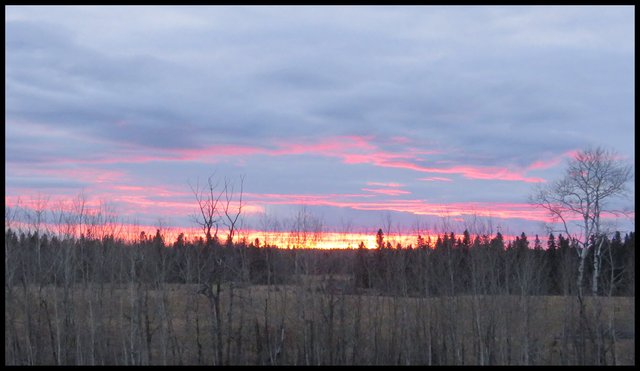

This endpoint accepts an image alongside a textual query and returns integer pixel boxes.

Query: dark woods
[4,228,635,365]
[6,228,634,295]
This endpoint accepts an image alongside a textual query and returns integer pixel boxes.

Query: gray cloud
[5,6,634,235]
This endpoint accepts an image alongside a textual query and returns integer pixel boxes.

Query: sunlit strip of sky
[5,5,635,240]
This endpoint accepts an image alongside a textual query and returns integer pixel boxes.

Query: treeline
[4,227,635,365]
[5,228,635,297]
[355,230,635,298]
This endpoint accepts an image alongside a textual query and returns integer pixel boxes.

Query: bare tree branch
[529,146,633,297]
[189,172,225,246]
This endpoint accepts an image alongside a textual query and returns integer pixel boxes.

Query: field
[5,275,635,365]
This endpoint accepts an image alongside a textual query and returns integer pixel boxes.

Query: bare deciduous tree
[529,146,632,297]
[189,173,225,246]
[5,196,23,231]
[222,175,245,246]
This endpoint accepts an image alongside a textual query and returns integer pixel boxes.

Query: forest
[4,225,635,365]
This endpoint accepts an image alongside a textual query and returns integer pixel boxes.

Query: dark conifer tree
[534,234,542,250]
[490,231,505,250]
[518,232,529,250]
[376,228,384,250]
[462,229,471,248]
[547,233,556,251]
[354,241,369,288]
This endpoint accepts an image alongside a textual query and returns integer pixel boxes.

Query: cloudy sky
[5,6,635,240]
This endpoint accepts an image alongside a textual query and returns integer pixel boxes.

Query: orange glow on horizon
[4,219,521,250]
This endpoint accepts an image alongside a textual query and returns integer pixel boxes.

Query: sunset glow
[5,6,634,245]
[4,217,499,250]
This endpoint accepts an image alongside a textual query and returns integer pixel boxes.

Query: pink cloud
[361,188,411,196]
[366,182,404,187]
[244,192,560,223]
[271,135,376,156]
[184,139,548,184]
[7,189,632,243]
[64,135,374,165]
[354,158,545,183]
[178,144,269,160]
[30,135,549,184]
[244,191,632,225]
[527,150,579,171]
[6,185,265,226]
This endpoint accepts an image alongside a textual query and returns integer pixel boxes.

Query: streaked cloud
[420,177,453,182]
[5,6,635,238]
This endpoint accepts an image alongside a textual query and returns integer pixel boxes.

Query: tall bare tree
[529,146,632,297]
[222,175,245,246]
[189,173,225,246]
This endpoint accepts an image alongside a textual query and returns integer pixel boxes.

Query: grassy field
[5,276,635,365]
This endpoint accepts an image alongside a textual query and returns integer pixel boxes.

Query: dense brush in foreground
[4,229,635,365]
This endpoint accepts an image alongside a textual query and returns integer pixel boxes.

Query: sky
[5,5,636,243]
